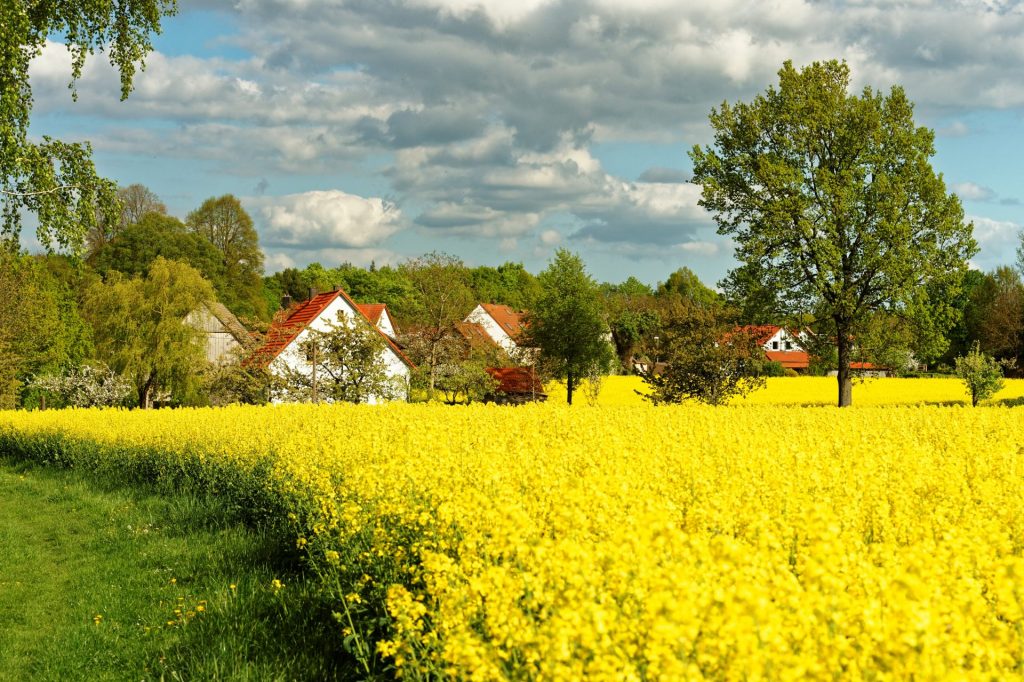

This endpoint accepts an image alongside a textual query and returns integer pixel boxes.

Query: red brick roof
[764,350,810,369]
[486,366,545,395]
[481,303,525,338]
[251,289,413,368]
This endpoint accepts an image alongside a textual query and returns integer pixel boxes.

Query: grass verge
[0,458,352,681]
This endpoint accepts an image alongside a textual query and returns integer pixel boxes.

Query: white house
[356,303,398,339]
[463,303,526,354]
[253,288,413,403]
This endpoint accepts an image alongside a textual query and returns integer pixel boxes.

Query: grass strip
[0,458,353,681]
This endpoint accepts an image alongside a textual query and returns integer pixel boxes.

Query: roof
[486,366,546,395]
[734,324,783,346]
[204,301,255,349]
[764,351,810,369]
[250,289,414,368]
[480,303,526,339]
[455,321,498,349]
[356,303,387,326]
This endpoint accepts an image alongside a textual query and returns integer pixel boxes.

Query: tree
[973,267,1024,364]
[86,183,167,256]
[2,2,175,253]
[0,252,92,408]
[276,311,401,404]
[691,60,976,406]
[401,252,476,396]
[29,363,133,408]
[637,301,767,406]
[91,212,224,281]
[656,267,720,307]
[524,249,613,405]
[84,257,213,408]
[186,195,266,319]
[602,277,660,373]
[955,344,1006,407]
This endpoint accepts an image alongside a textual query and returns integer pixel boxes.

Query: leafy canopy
[1,1,176,253]
[691,60,976,406]
[525,249,613,405]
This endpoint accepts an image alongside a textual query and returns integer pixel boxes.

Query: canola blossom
[549,376,1024,407]
[3,383,1024,679]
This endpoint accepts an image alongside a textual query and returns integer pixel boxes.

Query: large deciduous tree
[1,2,176,253]
[400,252,476,396]
[525,249,613,405]
[84,257,213,408]
[86,183,167,256]
[187,195,266,319]
[691,60,976,406]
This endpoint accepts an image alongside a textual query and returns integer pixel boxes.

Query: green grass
[0,458,353,681]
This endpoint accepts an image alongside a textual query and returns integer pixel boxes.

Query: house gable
[464,303,525,353]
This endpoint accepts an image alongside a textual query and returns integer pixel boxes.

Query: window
[784,341,792,350]
[772,341,779,350]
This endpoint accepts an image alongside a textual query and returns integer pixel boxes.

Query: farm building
[463,303,527,354]
[251,288,413,403]
[185,301,254,364]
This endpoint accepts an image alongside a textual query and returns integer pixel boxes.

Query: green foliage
[525,249,613,405]
[638,301,767,406]
[84,257,214,408]
[86,183,167,256]
[691,60,977,406]
[278,311,402,404]
[1,1,175,253]
[469,262,541,310]
[656,267,720,307]
[187,195,267,320]
[0,252,92,408]
[92,212,224,280]
[955,344,1006,407]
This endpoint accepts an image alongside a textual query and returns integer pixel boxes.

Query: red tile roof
[455,321,498,349]
[250,289,413,368]
[481,303,525,338]
[486,366,545,395]
[734,324,783,346]
[764,350,810,369]
[356,303,387,326]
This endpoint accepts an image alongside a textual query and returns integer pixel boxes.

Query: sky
[26,0,1024,287]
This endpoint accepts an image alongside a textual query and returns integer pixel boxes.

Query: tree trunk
[566,371,575,406]
[138,381,152,409]
[837,328,853,408]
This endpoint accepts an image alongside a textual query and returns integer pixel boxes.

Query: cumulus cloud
[250,190,403,249]
[967,215,1020,271]
[26,0,1024,275]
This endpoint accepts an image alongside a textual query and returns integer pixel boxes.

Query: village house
[185,300,254,364]
[463,303,527,354]
[356,303,399,339]
[252,288,413,403]
[742,324,812,372]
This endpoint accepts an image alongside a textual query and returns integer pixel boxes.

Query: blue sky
[27,0,1024,287]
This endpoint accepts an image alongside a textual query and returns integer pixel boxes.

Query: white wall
[465,304,517,353]
[271,294,410,404]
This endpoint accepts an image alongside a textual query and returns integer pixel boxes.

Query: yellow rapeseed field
[3,379,1024,679]
[549,375,1024,407]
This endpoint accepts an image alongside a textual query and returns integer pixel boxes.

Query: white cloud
[952,182,997,201]
[967,215,1019,271]
[251,190,403,249]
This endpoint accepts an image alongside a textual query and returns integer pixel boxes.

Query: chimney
[281,294,293,310]
[308,286,317,301]
[332,283,341,292]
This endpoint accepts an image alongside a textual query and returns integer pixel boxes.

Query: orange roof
[764,350,810,369]
[734,324,783,346]
[356,303,387,326]
[850,361,885,370]
[486,367,545,395]
[456,321,498,349]
[251,289,413,368]
[481,303,525,338]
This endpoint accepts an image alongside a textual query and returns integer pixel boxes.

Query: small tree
[638,302,767,406]
[525,249,613,405]
[955,344,1006,407]
[277,311,400,404]
[29,364,133,408]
